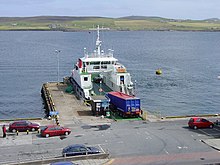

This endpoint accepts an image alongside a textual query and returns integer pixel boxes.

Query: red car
[40,125,71,138]
[9,120,40,132]
[188,117,214,129]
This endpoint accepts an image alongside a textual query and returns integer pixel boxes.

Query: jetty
[41,80,113,126]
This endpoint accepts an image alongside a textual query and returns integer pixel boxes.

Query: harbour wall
[41,83,60,125]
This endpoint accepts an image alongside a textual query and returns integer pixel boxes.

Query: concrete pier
[41,82,112,126]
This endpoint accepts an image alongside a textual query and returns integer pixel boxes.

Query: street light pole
[55,50,61,84]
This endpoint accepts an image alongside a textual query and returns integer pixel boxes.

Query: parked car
[50,161,77,165]
[9,120,39,132]
[40,125,71,138]
[188,117,214,129]
[62,144,101,157]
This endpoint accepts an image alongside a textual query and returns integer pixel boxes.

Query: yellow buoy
[156,69,162,75]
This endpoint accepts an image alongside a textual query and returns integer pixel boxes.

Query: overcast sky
[0,0,219,20]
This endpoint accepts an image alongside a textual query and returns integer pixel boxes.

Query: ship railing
[85,52,114,58]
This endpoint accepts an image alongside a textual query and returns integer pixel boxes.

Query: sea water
[0,31,220,119]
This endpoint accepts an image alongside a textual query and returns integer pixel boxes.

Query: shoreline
[1,16,220,32]
[1,29,220,32]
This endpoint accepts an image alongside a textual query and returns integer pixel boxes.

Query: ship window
[84,77,88,81]
[101,61,110,65]
[101,65,107,69]
[86,62,89,65]
[90,61,100,65]
[93,66,100,69]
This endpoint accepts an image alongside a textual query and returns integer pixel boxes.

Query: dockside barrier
[41,83,60,125]
[7,153,109,165]
[41,84,51,113]
[165,114,219,119]
[140,110,219,121]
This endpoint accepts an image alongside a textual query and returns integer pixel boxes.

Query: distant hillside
[119,16,165,20]
[0,16,220,31]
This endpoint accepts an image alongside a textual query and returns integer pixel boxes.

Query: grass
[110,111,143,121]
[0,16,220,31]
[115,19,173,30]
[168,21,220,31]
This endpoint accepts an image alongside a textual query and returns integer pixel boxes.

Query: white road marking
[145,136,152,140]
[197,134,206,137]
[177,146,188,149]
[199,129,212,136]
[164,149,169,155]
[177,146,182,149]
[145,131,150,135]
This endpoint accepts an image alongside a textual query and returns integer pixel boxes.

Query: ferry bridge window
[84,77,88,81]
[90,61,100,65]
[101,61,111,64]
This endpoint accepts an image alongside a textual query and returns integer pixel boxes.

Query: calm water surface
[0,31,220,119]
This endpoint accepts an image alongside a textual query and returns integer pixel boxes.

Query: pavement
[1,123,220,165]
[46,82,113,126]
[145,111,220,152]
[201,139,220,151]
[41,159,111,165]
[2,125,220,152]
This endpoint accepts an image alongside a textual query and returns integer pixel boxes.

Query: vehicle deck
[92,81,112,96]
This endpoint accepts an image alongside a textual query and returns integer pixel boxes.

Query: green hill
[0,16,220,31]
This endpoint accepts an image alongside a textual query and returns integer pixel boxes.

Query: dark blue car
[62,144,101,157]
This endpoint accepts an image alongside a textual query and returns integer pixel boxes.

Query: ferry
[69,26,135,100]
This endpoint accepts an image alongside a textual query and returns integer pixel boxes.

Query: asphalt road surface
[1,118,220,165]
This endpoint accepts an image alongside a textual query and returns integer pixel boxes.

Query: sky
[0,0,219,20]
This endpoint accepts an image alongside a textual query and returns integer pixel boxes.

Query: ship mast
[95,25,102,56]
